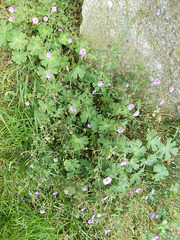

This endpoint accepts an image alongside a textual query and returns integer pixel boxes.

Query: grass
[0,0,180,239]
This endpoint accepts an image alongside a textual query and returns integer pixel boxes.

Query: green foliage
[0,0,179,239]
[153,164,169,181]
[157,138,178,160]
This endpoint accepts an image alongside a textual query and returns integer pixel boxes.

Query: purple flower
[35,192,40,195]
[47,52,52,58]
[43,16,48,21]
[103,177,112,185]
[49,150,52,154]
[126,83,129,88]
[69,131,73,135]
[45,137,50,141]
[98,81,103,87]
[120,161,128,166]
[117,128,124,133]
[156,8,161,16]
[29,164,34,168]
[53,158,58,162]
[32,132,36,135]
[155,215,159,219]
[46,73,52,79]
[80,208,86,212]
[70,106,76,113]
[97,213,102,218]
[83,178,85,181]
[135,188,141,193]
[101,196,109,201]
[128,104,135,110]
[53,96,57,100]
[150,212,155,220]
[40,210,46,214]
[83,187,87,191]
[32,17,39,24]
[25,101,30,106]
[68,38,72,43]
[158,136,162,141]
[8,17,14,22]
[152,236,159,240]
[151,189,155,194]
[92,90,96,94]
[51,6,57,12]
[151,81,155,86]
[87,124,92,128]
[160,99,164,105]
[169,86,175,93]
[80,48,86,56]
[88,219,94,224]
[65,85,69,88]
[145,195,149,200]
[130,190,135,194]
[91,214,96,219]
[104,229,112,234]
[154,78,161,85]
[130,188,141,194]
[8,6,15,13]
[133,110,140,117]
[52,192,58,195]
[58,28,62,32]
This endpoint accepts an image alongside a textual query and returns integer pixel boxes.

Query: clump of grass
[0,0,179,239]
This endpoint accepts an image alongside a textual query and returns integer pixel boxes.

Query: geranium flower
[70,106,76,113]
[32,17,39,24]
[117,128,124,133]
[103,177,112,185]
[133,110,140,117]
[40,210,46,214]
[47,52,52,58]
[98,81,103,86]
[128,104,135,110]
[8,17,14,22]
[25,101,30,106]
[80,48,86,56]
[169,86,175,93]
[8,6,15,13]
[43,16,48,21]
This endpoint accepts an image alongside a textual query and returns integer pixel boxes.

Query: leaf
[80,108,97,123]
[38,25,53,39]
[105,163,122,178]
[109,181,129,194]
[59,32,69,45]
[37,66,58,81]
[130,168,144,183]
[64,159,80,172]
[125,139,146,157]
[9,30,28,50]
[140,154,158,166]
[146,129,160,152]
[71,65,85,79]
[38,100,55,114]
[39,51,62,68]
[71,135,89,150]
[12,51,27,64]
[157,138,178,160]
[27,36,44,56]
[0,20,13,47]
[99,118,115,132]
[90,115,103,132]
[153,164,169,181]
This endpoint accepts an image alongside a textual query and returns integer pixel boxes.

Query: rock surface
[80,0,180,117]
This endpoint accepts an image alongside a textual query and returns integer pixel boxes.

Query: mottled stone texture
[80,0,180,116]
